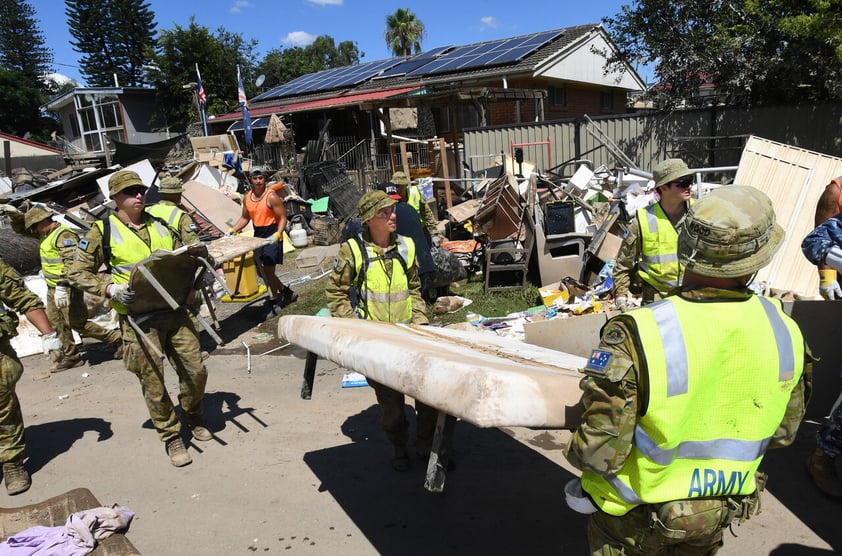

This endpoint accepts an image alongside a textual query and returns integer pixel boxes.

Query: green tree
[149,17,257,129]
[256,36,361,91]
[0,0,53,85]
[65,0,157,86]
[385,8,425,57]
[0,69,54,139]
[602,0,842,107]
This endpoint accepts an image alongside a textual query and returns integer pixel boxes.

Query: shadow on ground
[305,404,587,554]
[25,418,114,474]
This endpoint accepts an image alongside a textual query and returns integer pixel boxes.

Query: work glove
[41,331,63,355]
[54,285,70,309]
[0,204,20,215]
[225,227,237,237]
[818,269,842,300]
[273,231,282,242]
[107,283,135,305]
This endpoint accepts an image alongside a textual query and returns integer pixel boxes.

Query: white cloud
[230,0,252,13]
[282,31,316,47]
[479,16,498,30]
[306,0,343,5]
[44,73,77,86]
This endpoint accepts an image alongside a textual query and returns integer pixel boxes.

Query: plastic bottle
[289,222,308,248]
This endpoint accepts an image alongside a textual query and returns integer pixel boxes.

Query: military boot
[3,460,31,495]
[806,448,842,499]
[185,415,213,442]
[166,438,192,467]
[52,356,84,373]
[391,444,410,472]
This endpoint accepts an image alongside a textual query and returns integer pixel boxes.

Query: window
[600,91,614,111]
[548,86,566,107]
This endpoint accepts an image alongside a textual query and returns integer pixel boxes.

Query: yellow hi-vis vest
[347,234,415,323]
[147,202,185,229]
[407,185,423,216]
[40,224,74,287]
[581,295,804,516]
[95,214,175,314]
[636,202,689,294]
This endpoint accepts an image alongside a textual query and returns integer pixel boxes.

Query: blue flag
[237,67,252,146]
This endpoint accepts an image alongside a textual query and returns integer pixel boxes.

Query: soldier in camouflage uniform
[146,177,200,245]
[22,206,121,371]
[564,186,812,554]
[0,257,63,494]
[68,170,210,468]
[326,190,435,472]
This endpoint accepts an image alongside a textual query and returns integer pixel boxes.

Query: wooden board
[204,235,270,264]
[734,136,842,298]
[181,181,252,234]
[277,315,587,429]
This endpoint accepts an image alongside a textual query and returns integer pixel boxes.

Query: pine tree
[0,0,53,85]
[66,0,156,86]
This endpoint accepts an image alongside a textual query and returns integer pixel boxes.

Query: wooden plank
[277,315,586,429]
[733,136,842,298]
[181,181,252,234]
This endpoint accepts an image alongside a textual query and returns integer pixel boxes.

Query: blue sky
[28,0,643,86]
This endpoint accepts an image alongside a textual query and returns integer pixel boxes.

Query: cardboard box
[539,283,569,307]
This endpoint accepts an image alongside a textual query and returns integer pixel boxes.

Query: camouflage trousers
[587,497,742,555]
[0,339,25,463]
[367,377,438,451]
[119,309,207,443]
[817,390,842,458]
[46,286,120,361]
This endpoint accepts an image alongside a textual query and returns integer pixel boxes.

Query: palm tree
[385,8,425,57]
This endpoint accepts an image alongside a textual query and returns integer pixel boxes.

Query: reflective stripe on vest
[40,224,73,287]
[581,295,804,516]
[636,203,685,293]
[147,203,184,227]
[96,214,174,314]
[407,186,422,215]
[347,235,415,323]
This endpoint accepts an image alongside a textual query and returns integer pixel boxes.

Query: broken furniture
[205,235,272,303]
[0,488,140,555]
[280,315,586,493]
[474,174,534,292]
[125,245,225,355]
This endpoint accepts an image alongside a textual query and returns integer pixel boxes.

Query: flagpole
[195,63,209,136]
[237,65,253,149]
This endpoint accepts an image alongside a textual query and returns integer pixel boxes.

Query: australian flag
[237,66,253,146]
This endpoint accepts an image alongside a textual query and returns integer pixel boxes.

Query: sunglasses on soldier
[121,186,147,196]
[671,178,694,188]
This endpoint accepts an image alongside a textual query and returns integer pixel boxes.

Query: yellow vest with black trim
[95,214,175,314]
[347,234,415,323]
[40,224,74,287]
[636,202,689,294]
[581,295,804,516]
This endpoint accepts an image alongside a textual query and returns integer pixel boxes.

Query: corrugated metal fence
[463,103,842,176]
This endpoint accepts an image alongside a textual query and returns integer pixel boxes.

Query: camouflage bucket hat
[108,170,146,196]
[357,190,397,222]
[678,185,784,278]
[390,171,410,186]
[653,158,694,188]
[158,176,183,194]
[24,206,53,230]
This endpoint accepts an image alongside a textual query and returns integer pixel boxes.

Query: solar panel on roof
[406,29,562,77]
[373,45,455,79]
[253,57,405,101]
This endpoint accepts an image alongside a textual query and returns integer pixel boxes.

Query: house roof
[213,86,422,123]
[42,86,155,112]
[0,132,63,155]
[216,23,644,123]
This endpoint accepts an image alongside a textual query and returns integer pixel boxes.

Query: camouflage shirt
[67,213,184,299]
[0,257,45,338]
[325,230,428,324]
[564,286,813,477]
[51,227,81,283]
